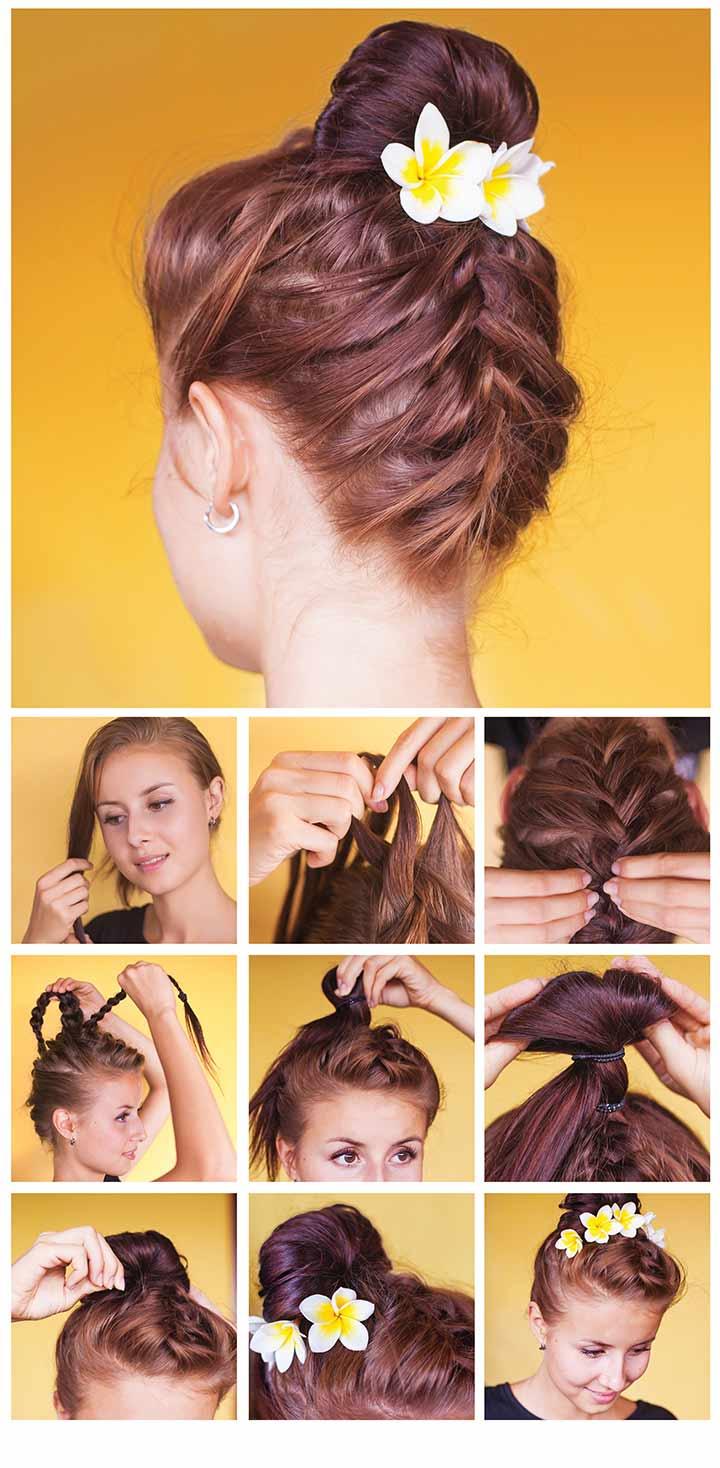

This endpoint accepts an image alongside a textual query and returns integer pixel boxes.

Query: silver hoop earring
[204,501,239,535]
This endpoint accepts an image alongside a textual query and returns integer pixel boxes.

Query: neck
[53,1150,105,1183]
[144,860,236,943]
[260,566,480,708]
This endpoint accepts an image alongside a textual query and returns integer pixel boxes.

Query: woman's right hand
[485,977,547,1088]
[249,752,384,886]
[614,956,710,1116]
[43,977,106,1020]
[485,867,597,943]
[117,962,177,1023]
[23,859,93,943]
[335,954,443,1011]
[11,1227,124,1321]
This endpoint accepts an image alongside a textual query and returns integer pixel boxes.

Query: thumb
[644,1018,691,1089]
[485,1036,527,1089]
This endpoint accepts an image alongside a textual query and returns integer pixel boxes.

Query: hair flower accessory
[249,1316,307,1373]
[639,1212,666,1249]
[579,1205,614,1244]
[555,1228,583,1258]
[610,1201,646,1239]
[300,1287,375,1353]
[380,101,554,235]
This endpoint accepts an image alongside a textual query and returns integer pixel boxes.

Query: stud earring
[539,1341,546,1351]
[208,816,218,829]
[69,1135,76,1147]
[204,501,239,535]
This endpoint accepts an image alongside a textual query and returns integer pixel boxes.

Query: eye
[391,1146,418,1165]
[580,1349,604,1358]
[102,813,124,826]
[115,1112,131,1124]
[149,798,173,812]
[331,1149,359,1167]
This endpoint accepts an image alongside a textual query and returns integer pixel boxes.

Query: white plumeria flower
[639,1213,667,1249]
[300,1286,375,1353]
[579,1205,614,1244]
[249,1317,307,1373]
[610,1201,645,1239]
[380,102,553,235]
[555,1228,584,1258]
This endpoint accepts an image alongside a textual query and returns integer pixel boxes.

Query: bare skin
[513,1295,667,1420]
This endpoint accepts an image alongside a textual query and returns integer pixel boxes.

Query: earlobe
[527,1300,547,1349]
[54,1390,71,1419]
[275,1136,297,1181]
[52,1108,76,1143]
[206,776,225,824]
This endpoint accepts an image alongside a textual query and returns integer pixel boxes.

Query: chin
[203,618,261,672]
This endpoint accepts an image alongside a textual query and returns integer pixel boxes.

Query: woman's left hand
[369,717,475,806]
[117,963,177,1022]
[43,977,106,1020]
[485,977,546,1088]
[613,956,710,1116]
[603,852,710,943]
[335,954,443,1011]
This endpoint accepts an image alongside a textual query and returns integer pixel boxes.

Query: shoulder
[630,1399,677,1420]
[485,1383,536,1420]
[85,906,149,942]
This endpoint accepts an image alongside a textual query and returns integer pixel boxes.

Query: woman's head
[55,1230,236,1419]
[528,1193,684,1416]
[68,717,225,906]
[250,969,441,1181]
[251,1203,474,1419]
[27,990,146,1177]
[143,21,580,667]
[500,718,709,941]
[485,967,710,1182]
[276,754,474,943]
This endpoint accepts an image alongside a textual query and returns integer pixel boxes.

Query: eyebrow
[96,783,178,808]
[327,1136,423,1147]
[580,1337,656,1348]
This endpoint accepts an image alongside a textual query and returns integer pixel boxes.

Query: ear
[683,778,709,831]
[205,775,226,825]
[54,1389,71,1419]
[528,1300,548,1349]
[52,1108,77,1143]
[187,381,249,521]
[275,1136,298,1181]
[500,764,527,823]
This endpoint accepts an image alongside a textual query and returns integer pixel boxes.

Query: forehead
[557,1291,664,1345]
[76,1372,219,1420]
[89,1071,143,1108]
[96,743,193,798]
[302,1088,428,1143]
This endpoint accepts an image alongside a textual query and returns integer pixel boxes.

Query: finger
[430,730,475,806]
[484,977,546,1032]
[370,719,447,801]
[609,895,708,941]
[486,912,595,944]
[334,955,366,994]
[485,890,596,926]
[266,766,368,821]
[414,722,473,805]
[653,974,711,1027]
[271,752,375,805]
[643,1018,694,1087]
[485,1037,528,1088]
[295,820,339,869]
[609,955,664,979]
[484,867,592,897]
[604,876,710,911]
[611,852,710,881]
[291,793,358,840]
[38,858,93,888]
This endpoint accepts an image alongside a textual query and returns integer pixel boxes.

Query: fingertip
[371,781,385,802]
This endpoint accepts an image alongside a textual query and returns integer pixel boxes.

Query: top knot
[99,1230,191,1300]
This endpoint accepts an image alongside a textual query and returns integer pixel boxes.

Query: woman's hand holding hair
[603,853,710,943]
[43,976,106,1019]
[370,717,475,806]
[249,752,383,886]
[335,954,474,1038]
[484,977,547,1088]
[485,867,597,943]
[12,1227,124,1321]
[22,859,93,943]
[117,962,178,1024]
[613,956,710,1116]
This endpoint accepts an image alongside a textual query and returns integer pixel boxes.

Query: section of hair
[275,754,474,942]
[55,1230,236,1416]
[500,718,709,941]
[532,1193,685,1325]
[249,971,441,1178]
[485,968,709,1181]
[67,715,224,906]
[27,990,143,1147]
[250,1204,473,1419]
[143,20,581,590]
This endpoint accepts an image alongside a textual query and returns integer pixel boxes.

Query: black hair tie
[597,1099,626,1113]
[572,1048,625,1063]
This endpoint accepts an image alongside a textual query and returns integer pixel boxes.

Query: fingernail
[372,782,385,801]
[580,872,593,887]
[587,891,600,907]
[611,861,621,876]
[604,880,618,899]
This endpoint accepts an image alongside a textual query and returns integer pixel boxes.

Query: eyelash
[102,799,174,827]
[580,1346,651,1359]
[115,1113,131,1124]
[330,1146,419,1168]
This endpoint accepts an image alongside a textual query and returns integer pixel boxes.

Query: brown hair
[485,968,710,1182]
[249,968,441,1179]
[532,1193,685,1324]
[27,982,216,1145]
[500,719,709,941]
[143,20,581,590]
[67,716,225,907]
[55,1230,236,1417]
[275,754,474,943]
[251,1204,474,1419]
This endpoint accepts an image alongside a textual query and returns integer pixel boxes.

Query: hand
[603,853,710,943]
[23,859,93,943]
[43,977,106,1020]
[613,956,710,1116]
[12,1227,125,1321]
[485,867,597,943]
[249,752,380,886]
[116,962,177,1022]
[370,718,475,806]
[485,977,546,1087]
[335,954,443,1011]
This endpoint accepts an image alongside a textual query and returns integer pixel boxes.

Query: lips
[587,1388,618,1404]
[135,853,169,873]
[122,1148,138,1161]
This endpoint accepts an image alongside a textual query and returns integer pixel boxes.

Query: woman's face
[279,1088,428,1181]
[535,1293,666,1415]
[95,744,220,897]
[55,1374,220,1419]
[64,1072,147,1177]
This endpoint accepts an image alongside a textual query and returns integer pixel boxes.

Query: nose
[132,1120,147,1144]
[598,1360,626,1393]
[125,811,151,848]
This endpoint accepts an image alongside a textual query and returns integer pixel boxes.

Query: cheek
[625,1354,650,1384]
[550,1345,595,1387]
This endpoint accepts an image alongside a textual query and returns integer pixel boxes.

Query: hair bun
[104,1230,191,1297]
[258,1204,391,1321]
[321,967,368,1014]
[558,1192,642,1229]
[313,20,538,167]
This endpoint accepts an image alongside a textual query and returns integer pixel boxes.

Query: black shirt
[85,906,150,943]
[485,1383,676,1420]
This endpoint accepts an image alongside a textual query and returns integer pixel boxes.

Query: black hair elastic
[572,1048,625,1063]
[597,1099,626,1113]
[321,967,366,1010]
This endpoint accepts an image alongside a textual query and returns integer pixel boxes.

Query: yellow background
[250,716,475,942]
[12,1192,237,1419]
[249,1192,474,1315]
[13,9,708,707]
[249,953,474,1181]
[12,954,237,1181]
[11,716,236,941]
[484,954,710,1155]
[485,1192,709,1420]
